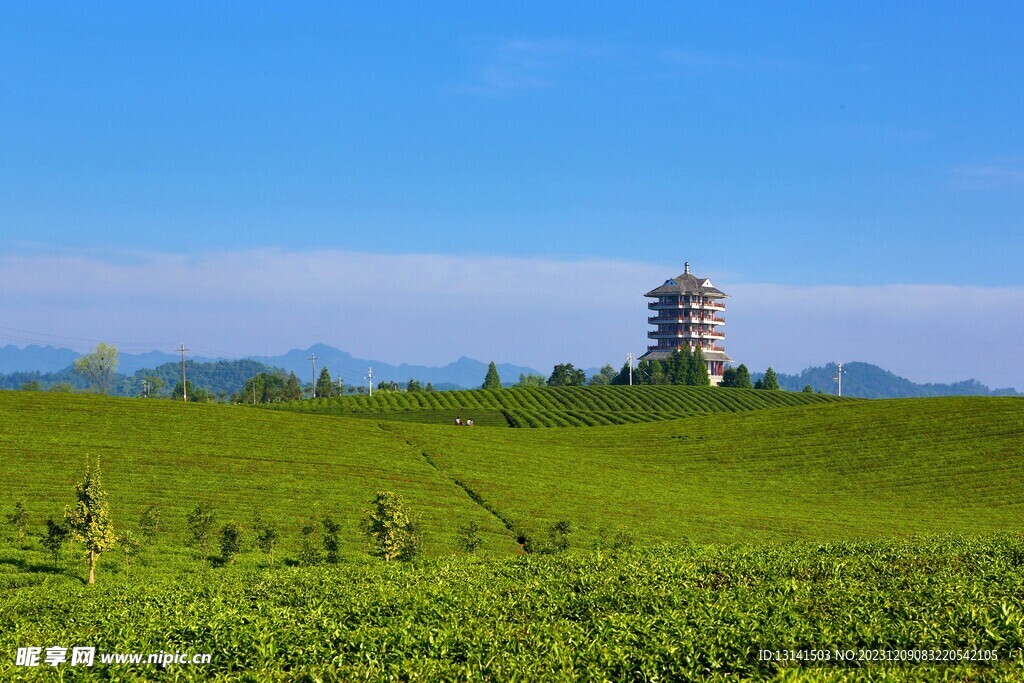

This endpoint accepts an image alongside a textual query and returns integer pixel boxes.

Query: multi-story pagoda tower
[640,262,733,385]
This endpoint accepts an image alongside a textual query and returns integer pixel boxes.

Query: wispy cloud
[453,39,617,96]
[950,159,1024,190]
[660,48,799,72]
[1,249,1022,390]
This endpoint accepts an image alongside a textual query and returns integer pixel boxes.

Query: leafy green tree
[219,523,242,564]
[761,367,780,390]
[299,520,323,566]
[120,530,142,577]
[73,343,118,394]
[19,380,41,391]
[610,360,633,386]
[48,382,75,393]
[186,504,216,560]
[665,348,688,385]
[547,363,586,387]
[64,459,117,584]
[40,518,69,570]
[481,362,502,389]
[173,380,209,402]
[735,364,752,389]
[139,504,161,543]
[255,520,278,563]
[547,520,573,554]
[635,359,654,385]
[803,384,814,393]
[587,364,618,386]
[691,346,710,386]
[316,367,335,398]
[720,367,738,387]
[425,382,435,392]
[515,373,547,388]
[649,360,667,385]
[6,500,28,543]
[72,342,117,395]
[322,516,341,564]
[406,378,423,392]
[240,372,291,404]
[459,521,482,554]
[364,491,420,562]
[284,373,303,401]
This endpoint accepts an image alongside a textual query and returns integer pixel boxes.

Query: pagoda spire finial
[684,262,690,275]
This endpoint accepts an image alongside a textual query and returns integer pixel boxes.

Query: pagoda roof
[645,267,727,298]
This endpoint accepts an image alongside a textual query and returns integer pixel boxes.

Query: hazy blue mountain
[250,344,541,389]
[753,362,1021,398]
[0,343,541,391]
[0,345,217,376]
[0,345,79,373]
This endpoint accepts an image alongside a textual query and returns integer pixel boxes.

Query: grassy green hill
[1,391,1021,561]
[267,384,850,427]
[2,390,1023,680]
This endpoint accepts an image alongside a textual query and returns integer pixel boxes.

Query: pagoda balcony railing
[647,344,727,353]
[648,300,726,311]
[648,316,725,325]
[648,330,726,340]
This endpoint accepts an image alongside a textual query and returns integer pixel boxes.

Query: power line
[0,325,165,350]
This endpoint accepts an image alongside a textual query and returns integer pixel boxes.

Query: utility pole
[141,379,149,398]
[833,362,845,397]
[177,343,190,401]
[367,367,373,396]
[626,352,635,386]
[309,352,320,398]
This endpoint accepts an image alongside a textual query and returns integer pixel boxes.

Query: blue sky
[1,3,1023,387]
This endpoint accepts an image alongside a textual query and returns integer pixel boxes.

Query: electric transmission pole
[309,352,320,398]
[366,367,373,396]
[833,362,845,397]
[626,352,635,386]
[176,343,190,401]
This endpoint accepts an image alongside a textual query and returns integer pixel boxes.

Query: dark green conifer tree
[482,361,502,389]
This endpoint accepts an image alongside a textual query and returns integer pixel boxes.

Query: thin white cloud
[1,249,1022,390]
[453,38,617,96]
[660,48,798,71]
[950,157,1024,190]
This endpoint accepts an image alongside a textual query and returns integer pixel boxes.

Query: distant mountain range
[247,344,540,390]
[753,362,1021,398]
[0,345,219,375]
[1,345,1019,398]
[0,344,541,394]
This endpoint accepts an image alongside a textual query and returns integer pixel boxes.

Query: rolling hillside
[267,384,851,427]
[1,391,1021,559]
